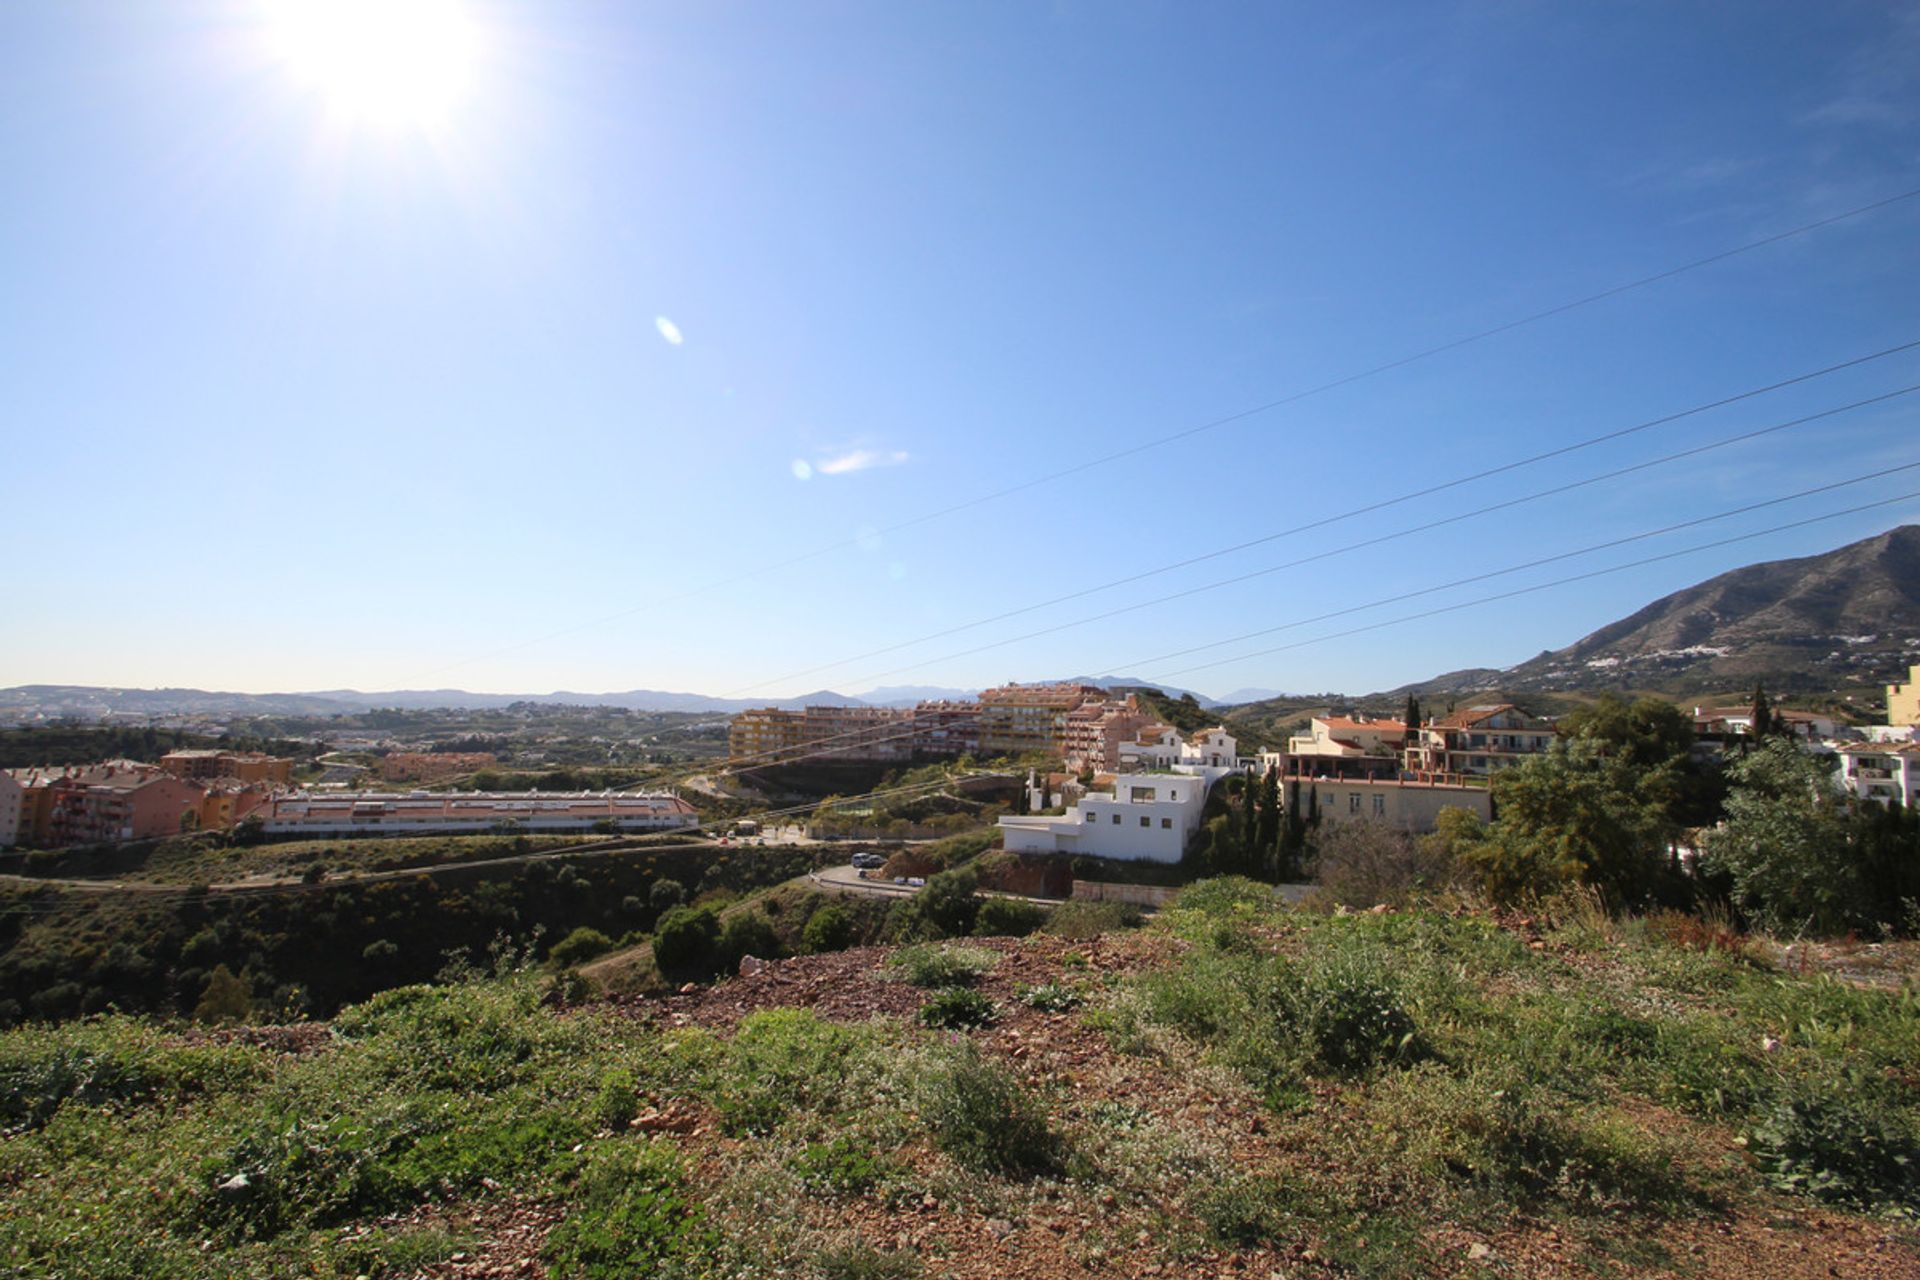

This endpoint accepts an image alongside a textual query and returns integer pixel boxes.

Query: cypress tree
[1403,694,1420,734]
[1257,764,1280,856]
[1751,685,1775,739]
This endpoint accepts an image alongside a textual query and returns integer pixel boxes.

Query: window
[1111,813,1120,824]
[1161,817,1172,829]
[1348,793,1362,814]
[1372,795,1386,817]
[1140,815,1150,827]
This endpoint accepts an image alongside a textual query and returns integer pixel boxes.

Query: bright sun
[264,0,481,129]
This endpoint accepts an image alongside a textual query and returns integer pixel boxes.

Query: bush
[1191,1174,1291,1245]
[1039,899,1141,939]
[801,903,859,954]
[917,988,996,1030]
[718,911,782,968]
[919,1041,1059,1176]
[886,944,998,988]
[652,906,720,975]
[972,897,1047,938]
[1293,949,1421,1074]
[550,927,615,968]
[1747,1092,1920,1213]
[649,878,686,911]
[1312,818,1461,908]
[895,866,981,938]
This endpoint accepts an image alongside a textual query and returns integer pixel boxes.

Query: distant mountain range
[8,527,1915,723]
[0,678,1226,721]
[1390,524,1920,700]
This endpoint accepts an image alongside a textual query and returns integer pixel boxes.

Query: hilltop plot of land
[2,885,1917,1280]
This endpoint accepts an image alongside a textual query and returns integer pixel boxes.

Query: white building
[1835,743,1920,809]
[1000,727,1241,864]
[259,789,698,836]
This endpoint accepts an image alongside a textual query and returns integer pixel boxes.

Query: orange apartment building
[728,701,981,766]
[977,683,1105,757]
[159,749,294,785]
[1404,704,1555,780]
[1062,695,1154,772]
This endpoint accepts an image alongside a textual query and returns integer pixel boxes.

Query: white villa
[999,727,1242,863]
[1835,742,1920,810]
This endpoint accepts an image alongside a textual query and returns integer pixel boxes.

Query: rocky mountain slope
[1397,524,1920,700]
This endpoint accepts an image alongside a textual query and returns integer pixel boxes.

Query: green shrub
[718,911,782,968]
[1192,1173,1291,1245]
[649,878,687,911]
[550,927,615,967]
[1747,1092,1920,1213]
[791,1135,892,1195]
[0,1019,266,1130]
[972,897,1047,937]
[652,906,721,975]
[544,1140,714,1279]
[1293,950,1421,1075]
[593,1066,639,1130]
[801,903,859,954]
[708,1009,868,1136]
[886,944,998,988]
[919,1041,1059,1176]
[1039,899,1141,939]
[917,988,996,1030]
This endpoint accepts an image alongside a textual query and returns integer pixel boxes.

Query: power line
[785,384,1920,692]
[720,341,1920,698]
[408,188,1920,686]
[1130,490,1920,681]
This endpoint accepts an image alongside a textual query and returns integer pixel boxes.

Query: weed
[918,1040,1059,1176]
[1747,1090,1920,1214]
[886,944,998,988]
[1040,900,1142,939]
[791,1135,893,1195]
[1015,981,1082,1012]
[917,988,997,1030]
[707,1009,873,1136]
[544,1139,715,1280]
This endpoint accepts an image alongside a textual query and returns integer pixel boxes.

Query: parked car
[851,852,885,869]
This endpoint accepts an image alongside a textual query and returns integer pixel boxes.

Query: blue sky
[2,1,1917,701]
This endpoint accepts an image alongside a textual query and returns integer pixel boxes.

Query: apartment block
[159,749,294,784]
[728,708,810,764]
[261,790,697,836]
[910,700,981,758]
[1888,663,1920,727]
[1061,696,1154,772]
[799,705,915,762]
[977,683,1105,757]
[1405,704,1554,779]
[18,762,209,846]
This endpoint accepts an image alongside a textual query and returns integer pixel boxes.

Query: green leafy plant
[916,988,996,1030]
[886,943,998,988]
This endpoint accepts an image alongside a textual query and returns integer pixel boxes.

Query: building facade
[1061,696,1154,772]
[999,728,1241,863]
[1405,704,1555,779]
[1888,664,1920,728]
[259,789,697,836]
[1835,743,1920,809]
[976,683,1105,757]
[159,749,294,784]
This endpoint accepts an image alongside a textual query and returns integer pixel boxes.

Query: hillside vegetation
[2,882,1915,1279]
